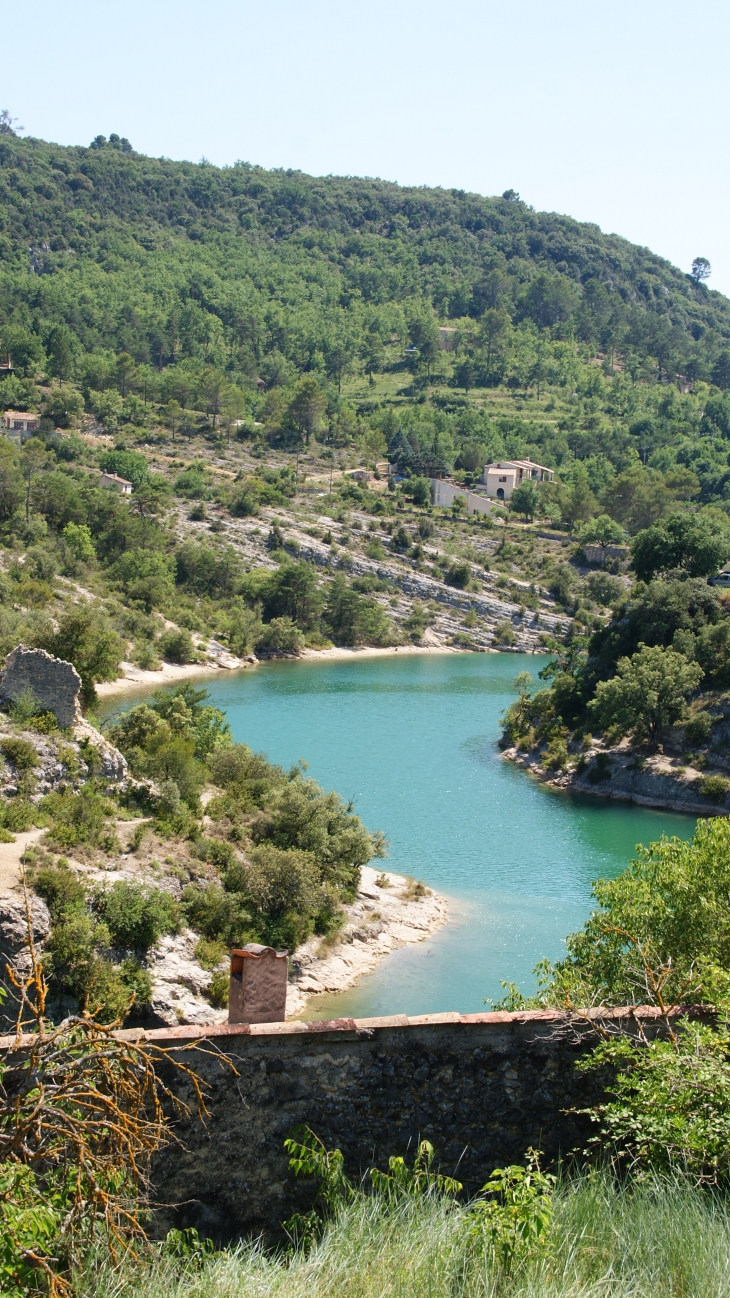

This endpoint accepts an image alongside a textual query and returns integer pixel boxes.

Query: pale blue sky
[4,0,730,291]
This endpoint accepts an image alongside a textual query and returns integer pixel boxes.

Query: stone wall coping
[0,1004,710,1051]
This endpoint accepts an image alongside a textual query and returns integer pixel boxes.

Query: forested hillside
[1,128,730,386]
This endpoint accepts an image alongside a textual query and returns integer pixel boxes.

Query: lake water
[103,653,697,1018]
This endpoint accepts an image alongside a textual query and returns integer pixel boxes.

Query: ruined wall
[0,646,82,729]
[137,1008,672,1240]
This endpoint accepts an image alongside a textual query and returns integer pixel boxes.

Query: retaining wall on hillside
[129,1006,694,1240]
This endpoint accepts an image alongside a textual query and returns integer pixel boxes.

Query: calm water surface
[105,653,697,1017]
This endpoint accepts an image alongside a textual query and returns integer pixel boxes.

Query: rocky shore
[286,865,449,1017]
[503,739,729,817]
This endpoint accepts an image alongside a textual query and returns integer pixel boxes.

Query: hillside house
[482,459,554,501]
[99,472,133,495]
[3,411,39,440]
[438,327,458,351]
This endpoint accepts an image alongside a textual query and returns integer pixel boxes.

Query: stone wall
[133,1006,691,1241]
[0,646,82,729]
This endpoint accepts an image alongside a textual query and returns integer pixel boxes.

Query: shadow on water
[103,653,697,1017]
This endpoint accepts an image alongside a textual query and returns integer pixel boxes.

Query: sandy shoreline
[299,643,462,661]
[95,656,253,699]
[95,643,463,700]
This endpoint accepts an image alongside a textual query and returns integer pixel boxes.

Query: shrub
[590,644,704,748]
[31,863,86,921]
[174,462,213,499]
[193,836,236,871]
[542,737,569,770]
[182,883,253,948]
[118,956,153,1008]
[685,710,713,745]
[587,751,612,783]
[582,1024,730,1183]
[230,490,259,517]
[194,936,228,969]
[98,448,150,487]
[209,968,229,1007]
[154,778,185,821]
[159,628,197,664]
[94,880,181,951]
[494,620,517,646]
[0,799,35,832]
[0,737,38,770]
[42,785,117,849]
[700,773,729,803]
[9,686,42,724]
[110,550,176,613]
[40,603,124,705]
[445,561,471,589]
[586,570,624,606]
[324,575,393,647]
[255,617,305,657]
[579,514,625,547]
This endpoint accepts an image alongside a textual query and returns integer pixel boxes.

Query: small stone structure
[582,543,629,565]
[229,945,289,1024]
[0,646,82,729]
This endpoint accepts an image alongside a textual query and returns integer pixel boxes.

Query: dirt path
[0,828,46,894]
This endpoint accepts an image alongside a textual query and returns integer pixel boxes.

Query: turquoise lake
[104,653,697,1018]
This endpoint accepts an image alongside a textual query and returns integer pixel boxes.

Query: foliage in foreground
[0,890,216,1296]
[82,1172,730,1298]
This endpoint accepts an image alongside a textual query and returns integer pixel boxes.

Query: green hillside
[4,128,730,514]
[1,129,728,376]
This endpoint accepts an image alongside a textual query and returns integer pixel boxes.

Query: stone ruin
[0,645,83,729]
[0,645,127,783]
[228,944,289,1024]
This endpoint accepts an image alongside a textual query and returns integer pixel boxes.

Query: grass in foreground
[85,1174,730,1298]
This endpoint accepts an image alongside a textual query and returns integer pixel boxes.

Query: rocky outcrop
[0,646,82,729]
[286,865,449,1016]
[73,718,128,783]
[504,742,730,815]
[144,929,226,1028]
[0,891,50,976]
[0,721,128,801]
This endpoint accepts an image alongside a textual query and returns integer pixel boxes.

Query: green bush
[193,836,236,871]
[0,737,38,770]
[230,490,259,517]
[700,773,729,803]
[255,617,305,657]
[0,799,35,832]
[194,936,228,970]
[118,956,153,1008]
[445,561,471,589]
[586,570,625,606]
[94,881,181,951]
[42,785,117,849]
[209,968,229,1007]
[31,863,87,921]
[159,628,197,664]
[494,620,517,646]
[582,1024,730,1183]
[324,574,393,647]
[542,737,568,770]
[587,751,612,783]
[182,883,253,948]
[685,710,713,745]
